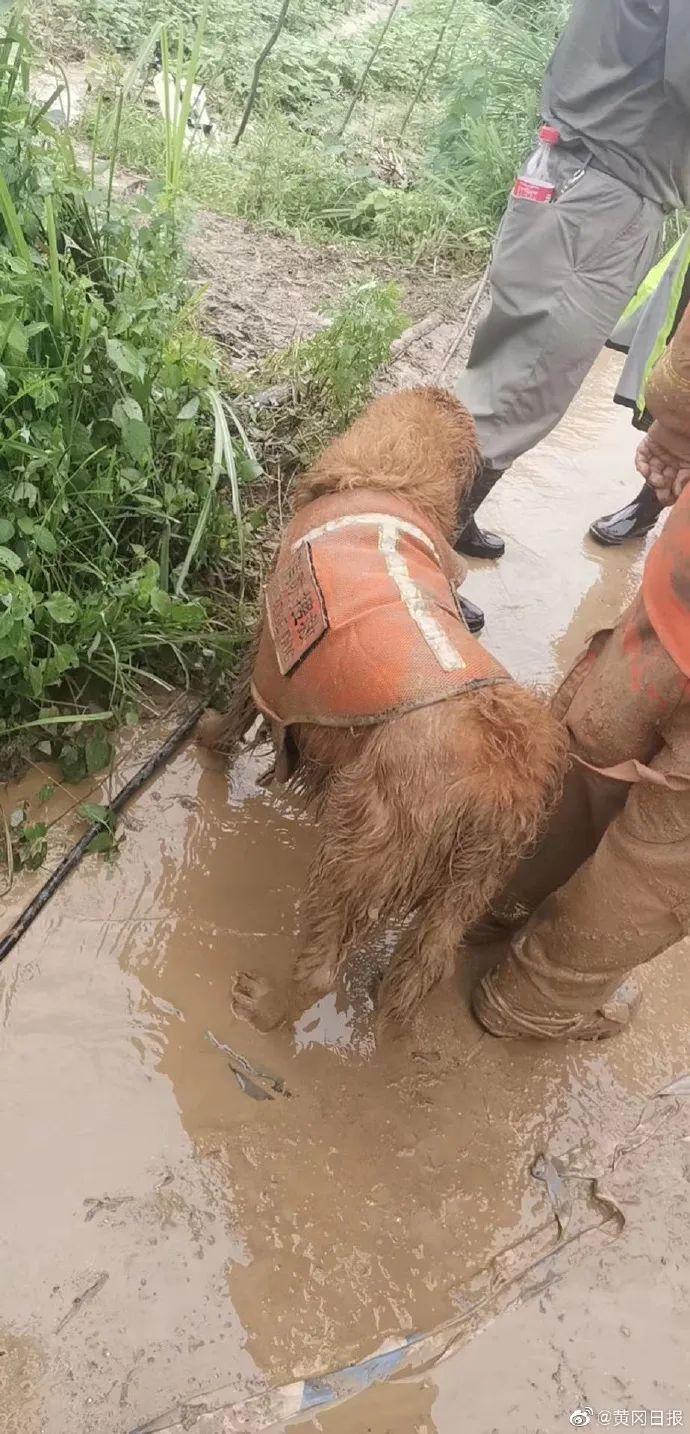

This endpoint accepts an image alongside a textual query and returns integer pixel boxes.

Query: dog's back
[251,486,509,759]
[198,387,480,757]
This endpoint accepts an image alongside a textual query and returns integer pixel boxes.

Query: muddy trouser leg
[474,756,627,934]
[455,161,663,475]
[474,704,690,1040]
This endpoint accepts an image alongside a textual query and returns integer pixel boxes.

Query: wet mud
[2,351,690,1433]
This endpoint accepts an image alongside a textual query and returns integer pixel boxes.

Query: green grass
[0,20,256,761]
[93,104,480,268]
[243,278,407,473]
[0,9,417,778]
[37,0,568,269]
[2,0,571,774]
[431,0,568,230]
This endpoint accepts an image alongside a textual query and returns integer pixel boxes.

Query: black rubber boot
[457,593,485,635]
[456,516,506,559]
[589,484,663,547]
[455,466,505,560]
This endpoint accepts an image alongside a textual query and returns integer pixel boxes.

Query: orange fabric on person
[643,482,690,679]
[251,489,508,731]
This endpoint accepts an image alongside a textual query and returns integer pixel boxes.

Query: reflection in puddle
[295,993,357,1051]
[294,990,376,1058]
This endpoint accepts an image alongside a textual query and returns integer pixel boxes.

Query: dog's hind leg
[291,859,381,1012]
[376,789,564,1031]
[376,797,531,1029]
[376,887,460,1029]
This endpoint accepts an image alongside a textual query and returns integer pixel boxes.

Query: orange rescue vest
[643,482,690,679]
[252,490,509,736]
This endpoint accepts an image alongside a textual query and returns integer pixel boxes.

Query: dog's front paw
[231,971,288,1032]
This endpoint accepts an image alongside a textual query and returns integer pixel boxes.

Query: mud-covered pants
[475,599,690,1038]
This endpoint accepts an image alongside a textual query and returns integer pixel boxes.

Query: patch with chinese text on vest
[265,542,328,676]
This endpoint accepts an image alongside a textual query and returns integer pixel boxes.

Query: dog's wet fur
[198,388,568,1032]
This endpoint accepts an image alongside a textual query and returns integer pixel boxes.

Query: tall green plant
[0,16,249,752]
[433,0,567,230]
[159,2,209,198]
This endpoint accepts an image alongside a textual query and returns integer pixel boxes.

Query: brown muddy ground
[2,350,690,1434]
[187,209,472,386]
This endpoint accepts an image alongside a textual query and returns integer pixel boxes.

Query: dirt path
[2,351,689,1433]
[186,206,472,383]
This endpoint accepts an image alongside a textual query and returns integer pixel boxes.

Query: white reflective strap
[294,512,440,562]
[378,519,465,673]
[294,511,465,673]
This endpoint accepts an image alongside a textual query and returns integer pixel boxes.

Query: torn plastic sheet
[130,1215,605,1434]
[531,1153,572,1237]
[657,1073,690,1098]
[531,1069,690,1238]
[130,1336,427,1434]
[606,1068,690,1169]
[206,1030,289,1101]
[132,1072,690,1434]
[531,1153,626,1239]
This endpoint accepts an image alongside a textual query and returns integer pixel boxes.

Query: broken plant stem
[398,0,462,138]
[389,310,443,361]
[436,263,491,378]
[234,0,292,147]
[336,0,402,138]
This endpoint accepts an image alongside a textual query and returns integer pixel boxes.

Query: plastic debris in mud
[206,1029,290,1101]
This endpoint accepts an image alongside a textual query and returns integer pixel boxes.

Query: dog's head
[293,387,481,541]
[419,387,482,535]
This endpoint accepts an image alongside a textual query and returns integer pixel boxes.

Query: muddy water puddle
[2,351,690,1433]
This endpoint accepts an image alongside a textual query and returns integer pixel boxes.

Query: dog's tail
[196,626,260,756]
[465,683,569,857]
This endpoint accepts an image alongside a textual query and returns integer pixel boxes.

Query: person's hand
[635,428,690,505]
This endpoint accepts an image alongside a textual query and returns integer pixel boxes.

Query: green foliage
[299,280,406,424]
[41,0,363,100]
[0,24,249,750]
[4,789,120,880]
[57,1,568,265]
[252,280,407,469]
[78,800,121,857]
[432,0,568,229]
[56,0,568,268]
[8,801,48,871]
[90,103,476,267]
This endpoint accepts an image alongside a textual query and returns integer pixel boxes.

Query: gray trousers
[456,153,664,472]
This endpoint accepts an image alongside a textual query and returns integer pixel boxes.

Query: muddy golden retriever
[199,388,567,1031]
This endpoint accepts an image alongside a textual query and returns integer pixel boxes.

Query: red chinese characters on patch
[265,543,329,676]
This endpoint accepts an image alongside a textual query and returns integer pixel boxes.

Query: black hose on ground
[0,700,206,967]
